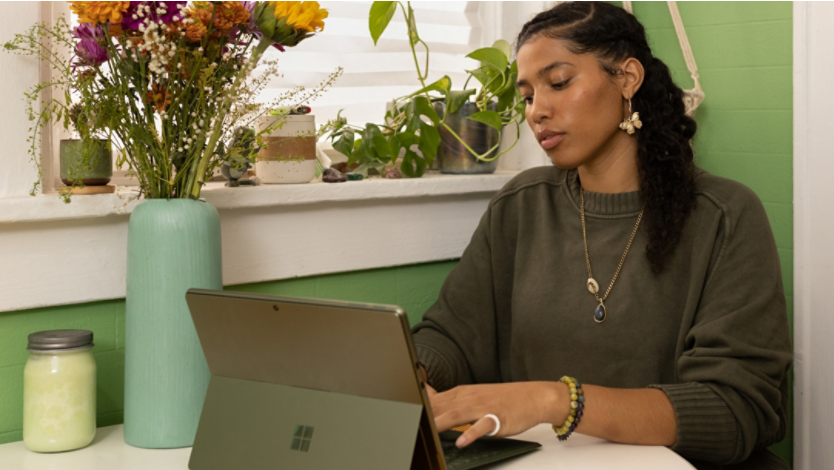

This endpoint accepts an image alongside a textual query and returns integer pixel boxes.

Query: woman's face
[516,36,630,170]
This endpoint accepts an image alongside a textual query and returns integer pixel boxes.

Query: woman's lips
[539,132,565,150]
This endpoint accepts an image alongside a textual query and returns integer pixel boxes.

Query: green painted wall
[617,1,794,464]
[0,261,458,446]
[0,1,794,465]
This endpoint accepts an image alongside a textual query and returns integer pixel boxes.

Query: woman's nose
[528,96,553,124]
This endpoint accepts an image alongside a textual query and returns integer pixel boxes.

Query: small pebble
[323,168,348,183]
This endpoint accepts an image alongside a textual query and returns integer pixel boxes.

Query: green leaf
[364,124,392,161]
[466,67,492,88]
[333,130,354,157]
[369,1,397,45]
[348,140,367,165]
[467,110,503,130]
[410,75,451,98]
[418,122,440,161]
[467,47,508,72]
[396,131,420,148]
[410,96,440,126]
[497,85,518,114]
[400,148,427,178]
[492,39,512,61]
[447,89,476,115]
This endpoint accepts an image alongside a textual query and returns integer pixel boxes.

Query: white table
[0,424,695,470]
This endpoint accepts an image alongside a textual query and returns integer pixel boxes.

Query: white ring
[483,413,501,436]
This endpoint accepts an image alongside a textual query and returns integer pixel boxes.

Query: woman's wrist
[541,381,571,425]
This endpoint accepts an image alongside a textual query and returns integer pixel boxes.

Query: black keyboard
[439,431,541,470]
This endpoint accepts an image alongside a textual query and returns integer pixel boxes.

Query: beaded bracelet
[552,376,584,441]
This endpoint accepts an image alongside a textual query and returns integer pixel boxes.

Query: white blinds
[258,1,484,128]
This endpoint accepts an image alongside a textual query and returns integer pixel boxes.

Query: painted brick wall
[0,261,458,446]
[619,1,794,464]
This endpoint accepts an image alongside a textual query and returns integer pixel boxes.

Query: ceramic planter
[255,114,317,183]
[60,139,112,186]
[435,102,500,175]
[124,199,222,448]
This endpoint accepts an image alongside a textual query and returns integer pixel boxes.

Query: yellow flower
[270,1,328,33]
[69,1,131,25]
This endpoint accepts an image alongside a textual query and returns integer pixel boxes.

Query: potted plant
[324,1,525,177]
[60,102,113,195]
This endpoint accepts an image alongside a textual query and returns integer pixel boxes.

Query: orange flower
[108,23,124,37]
[185,21,208,43]
[217,2,250,26]
[186,2,251,39]
[145,83,172,112]
[69,1,131,25]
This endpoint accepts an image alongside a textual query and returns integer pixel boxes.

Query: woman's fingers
[426,383,438,396]
[456,413,501,448]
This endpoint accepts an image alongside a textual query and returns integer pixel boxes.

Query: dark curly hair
[516,1,697,274]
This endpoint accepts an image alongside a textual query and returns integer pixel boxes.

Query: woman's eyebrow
[538,61,574,77]
[516,61,575,88]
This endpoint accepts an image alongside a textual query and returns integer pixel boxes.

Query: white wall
[793,2,834,469]
[0,2,41,198]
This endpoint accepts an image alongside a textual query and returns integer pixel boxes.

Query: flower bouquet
[6,1,336,200]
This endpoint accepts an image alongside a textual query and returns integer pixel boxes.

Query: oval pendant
[594,303,607,323]
[587,278,599,295]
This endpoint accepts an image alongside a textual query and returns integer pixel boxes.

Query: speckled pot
[59,139,112,186]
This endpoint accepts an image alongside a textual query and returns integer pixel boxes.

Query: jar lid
[28,330,94,351]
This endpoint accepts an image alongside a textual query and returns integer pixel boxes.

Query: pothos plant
[324,1,525,177]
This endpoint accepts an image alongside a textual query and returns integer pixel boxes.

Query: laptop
[185,289,541,470]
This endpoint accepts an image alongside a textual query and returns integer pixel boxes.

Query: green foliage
[327,2,526,176]
[369,1,397,45]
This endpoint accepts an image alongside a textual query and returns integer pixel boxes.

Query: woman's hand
[428,382,568,448]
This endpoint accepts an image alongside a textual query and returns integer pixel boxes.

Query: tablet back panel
[185,289,436,470]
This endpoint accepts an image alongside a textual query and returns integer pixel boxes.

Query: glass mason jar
[23,330,96,453]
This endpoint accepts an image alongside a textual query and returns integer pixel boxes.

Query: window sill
[0,171,517,224]
[0,171,518,312]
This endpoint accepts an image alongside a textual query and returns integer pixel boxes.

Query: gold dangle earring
[619,98,642,135]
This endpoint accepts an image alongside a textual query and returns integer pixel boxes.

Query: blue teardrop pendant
[594,303,607,323]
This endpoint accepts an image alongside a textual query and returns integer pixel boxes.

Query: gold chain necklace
[580,188,645,323]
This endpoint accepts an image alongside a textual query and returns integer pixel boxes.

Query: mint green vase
[124,199,222,448]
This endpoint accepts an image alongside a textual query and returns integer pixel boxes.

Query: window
[24,2,538,196]
[258,1,486,129]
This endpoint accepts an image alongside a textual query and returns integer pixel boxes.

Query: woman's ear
[621,57,645,99]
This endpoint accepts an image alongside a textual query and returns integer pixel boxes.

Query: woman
[411,2,791,469]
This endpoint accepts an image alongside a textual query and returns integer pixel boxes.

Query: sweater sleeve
[651,188,792,465]
[411,206,501,392]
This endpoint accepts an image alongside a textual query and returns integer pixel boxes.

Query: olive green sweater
[412,167,792,469]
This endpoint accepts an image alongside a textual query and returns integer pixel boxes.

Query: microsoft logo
[291,425,314,452]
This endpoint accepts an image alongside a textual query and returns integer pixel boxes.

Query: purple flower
[76,40,109,67]
[243,1,284,52]
[121,1,187,30]
[72,23,106,42]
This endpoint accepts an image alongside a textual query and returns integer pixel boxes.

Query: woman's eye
[524,95,533,105]
[552,80,569,90]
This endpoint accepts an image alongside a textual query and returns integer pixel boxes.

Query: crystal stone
[594,304,607,323]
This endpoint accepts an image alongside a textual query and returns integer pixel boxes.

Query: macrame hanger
[622,1,704,117]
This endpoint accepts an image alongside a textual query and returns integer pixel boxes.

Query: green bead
[567,415,574,423]
[570,401,578,409]
[570,393,578,401]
